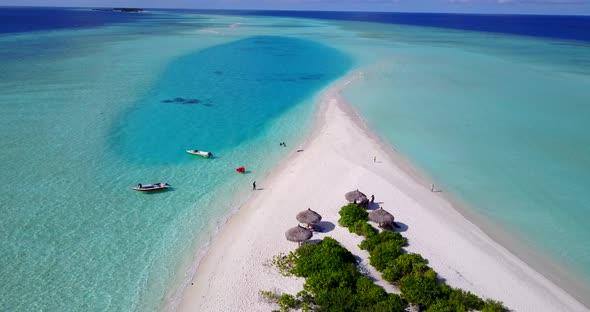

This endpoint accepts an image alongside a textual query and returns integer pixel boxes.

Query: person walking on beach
[430,183,436,192]
[253,181,256,191]
[373,156,376,163]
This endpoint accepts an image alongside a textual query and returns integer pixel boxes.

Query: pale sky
[2,0,590,15]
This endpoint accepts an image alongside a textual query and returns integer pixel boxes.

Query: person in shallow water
[253,181,256,191]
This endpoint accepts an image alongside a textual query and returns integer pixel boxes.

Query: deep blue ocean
[178,9,590,42]
[1,6,590,311]
[2,7,589,41]
[0,7,146,33]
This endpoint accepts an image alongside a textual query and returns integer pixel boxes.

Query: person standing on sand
[253,181,256,191]
[373,156,376,163]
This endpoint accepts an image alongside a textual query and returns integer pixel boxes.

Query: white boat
[132,182,170,192]
[187,149,212,158]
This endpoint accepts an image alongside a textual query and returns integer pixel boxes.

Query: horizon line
[1,5,589,17]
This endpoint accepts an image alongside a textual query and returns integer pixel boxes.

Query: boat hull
[186,150,212,158]
[132,183,170,192]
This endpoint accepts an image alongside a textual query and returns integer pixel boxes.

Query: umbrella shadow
[381,221,408,233]
[314,221,335,233]
[303,239,322,245]
[366,202,383,210]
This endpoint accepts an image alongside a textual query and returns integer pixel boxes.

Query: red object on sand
[236,166,245,173]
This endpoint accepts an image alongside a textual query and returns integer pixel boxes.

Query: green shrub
[350,220,378,237]
[338,203,368,228]
[364,294,406,312]
[399,270,442,306]
[355,276,388,307]
[482,299,507,312]
[278,294,299,309]
[369,240,403,271]
[260,291,302,312]
[382,253,429,283]
[296,290,314,312]
[292,238,357,279]
[360,231,407,252]
[271,252,297,276]
[446,288,485,310]
[286,237,409,312]
[260,290,281,303]
[314,287,356,311]
[304,264,360,295]
[424,299,466,312]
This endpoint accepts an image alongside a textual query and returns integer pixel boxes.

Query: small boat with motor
[187,149,213,158]
[133,182,170,192]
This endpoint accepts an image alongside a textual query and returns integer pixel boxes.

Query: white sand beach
[177,73,588,312]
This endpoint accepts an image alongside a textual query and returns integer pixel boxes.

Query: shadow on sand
[314,221,335,233]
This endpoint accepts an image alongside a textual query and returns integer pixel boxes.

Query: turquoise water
[2,9,590,311]
[0,13,350,310]
[337,22,590,295]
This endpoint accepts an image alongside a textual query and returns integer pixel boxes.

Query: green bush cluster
[259,290,313,312]
[350,220,378,237]
[290,237,405,312]
[264,203,509,312]
[337,204,508,312]
[338,203,368,228]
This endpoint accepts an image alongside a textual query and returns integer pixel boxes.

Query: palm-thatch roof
[345,189,369,206]
[368,208,395,226]
[296,208,322,225]
[285,225,313,244]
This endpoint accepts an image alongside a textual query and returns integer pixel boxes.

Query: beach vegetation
[482,299,508,312]
[272,237,406,312]
[351,220,378,237]
[359,230,407,253]
[382,253,429,283]
[277,293,299,310]
[259,290,312,312]
[398,270,442,306]
[334,205,509,312]
[369,240,404,271]
[338,203,368,228]
[271,252,297,276]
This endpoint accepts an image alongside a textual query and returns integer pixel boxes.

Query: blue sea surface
[0,8,351,311]
[113,36,349,164]
[1,6,590,311]
[175,9,590,42]
[0,7,146,34]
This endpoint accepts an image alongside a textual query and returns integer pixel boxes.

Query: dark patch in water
[161,98,202,105]
[300,73,323,80]
[214,70,223,75]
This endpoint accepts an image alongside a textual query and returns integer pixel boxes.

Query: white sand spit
[178,73,588,312]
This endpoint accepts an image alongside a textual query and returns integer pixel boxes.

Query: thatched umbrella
[296,208,322,226]
[345,189,369,207]
[369,207,395,227]
[285,225,313,246]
